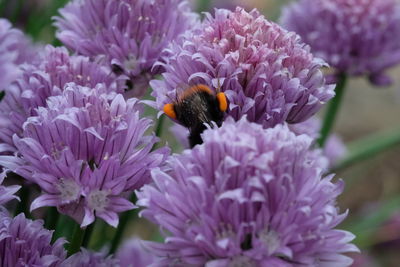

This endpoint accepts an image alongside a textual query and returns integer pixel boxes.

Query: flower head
[0,19,36,91]
[55,0,198,97]
[280,0,400,86]
[152,7,334,129]
[0,45,121,153]
[170,116,346,167]
[2,84,169,227]
[138,117,358,266]
[61,249,118,267]
[116,238,156,267]
[0,212,66,267]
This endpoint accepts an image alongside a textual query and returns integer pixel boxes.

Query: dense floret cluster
[281,0,400,85]
[139,117,357,266]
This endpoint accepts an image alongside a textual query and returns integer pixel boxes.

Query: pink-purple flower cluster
[0,45,122,153]
[55,0,198,97]
[0,19,36,91]
[280,0,400,86]
[0,2,363,265]
[0,212,66,266]
[1,84,169,227]
[170,116,347,167]
[116,238,156,267]
[61,249,118,267]
[152,7,335,128]
[138,117,358,266]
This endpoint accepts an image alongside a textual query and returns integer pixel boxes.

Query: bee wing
[174,83,192,101]
[162,83,188,104]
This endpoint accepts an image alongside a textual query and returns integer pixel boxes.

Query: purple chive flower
[116,238,156,267]
[280,0,400,86]
[170,116,346,167]
[54,0,198,97]
[0,45,121,153]
[0,171,20,205]
[0,19,36,91]
[151,7,334,128]
[169,123,191,150]
[0,84,169,227]
[61,249,118,267]
[138,117,358,266]
[0,212,66,267]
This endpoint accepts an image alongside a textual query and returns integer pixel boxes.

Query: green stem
[44,207,60,230]
[52,215,65,242]
[196,0,211,12]
[317,73,347,147]
[151,115,165,151]
[68,224,85,256]
[14,186,30,217]
[155,114,165,138]
[332,127,400,172]
[82,222,95,248]
[67,223,94,256]
[91,221,112,250]
[52,215,75,243]
[109,193,138,254]
[0,0,8,17]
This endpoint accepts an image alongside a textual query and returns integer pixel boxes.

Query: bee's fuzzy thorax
[163,84,227,147]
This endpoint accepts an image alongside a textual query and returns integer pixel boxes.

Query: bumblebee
[163,84,228,147]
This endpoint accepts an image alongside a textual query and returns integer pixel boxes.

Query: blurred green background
[2,0,400,266]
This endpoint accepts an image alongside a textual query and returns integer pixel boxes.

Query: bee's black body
[173,90,225,147]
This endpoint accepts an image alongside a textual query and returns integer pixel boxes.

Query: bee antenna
[166,93,175,102]
[216,78,222,93]
[163,88,177,103]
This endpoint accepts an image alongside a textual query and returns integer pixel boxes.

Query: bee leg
[188,125,207,148]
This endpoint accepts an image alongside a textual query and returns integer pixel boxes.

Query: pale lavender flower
[0,171,20,205]
[61,249,118,267]
[116,238,156,267]
[0,45,121,153]
[0,212,66,267]
[280,0,400,86]
[138,117,358,266]
[0,84,169,227]
[0,19,35,91]
[151,7,334,129]
[171,116,347,167]
[54,0,198,97]
[169,123,190,150]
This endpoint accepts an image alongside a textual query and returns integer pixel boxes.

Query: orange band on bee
[163,103,177,119]
[194,84,213,94]
[179,84,213,100]
[216,92,228,112]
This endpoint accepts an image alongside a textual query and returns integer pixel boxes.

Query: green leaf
[332,127,400,172]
